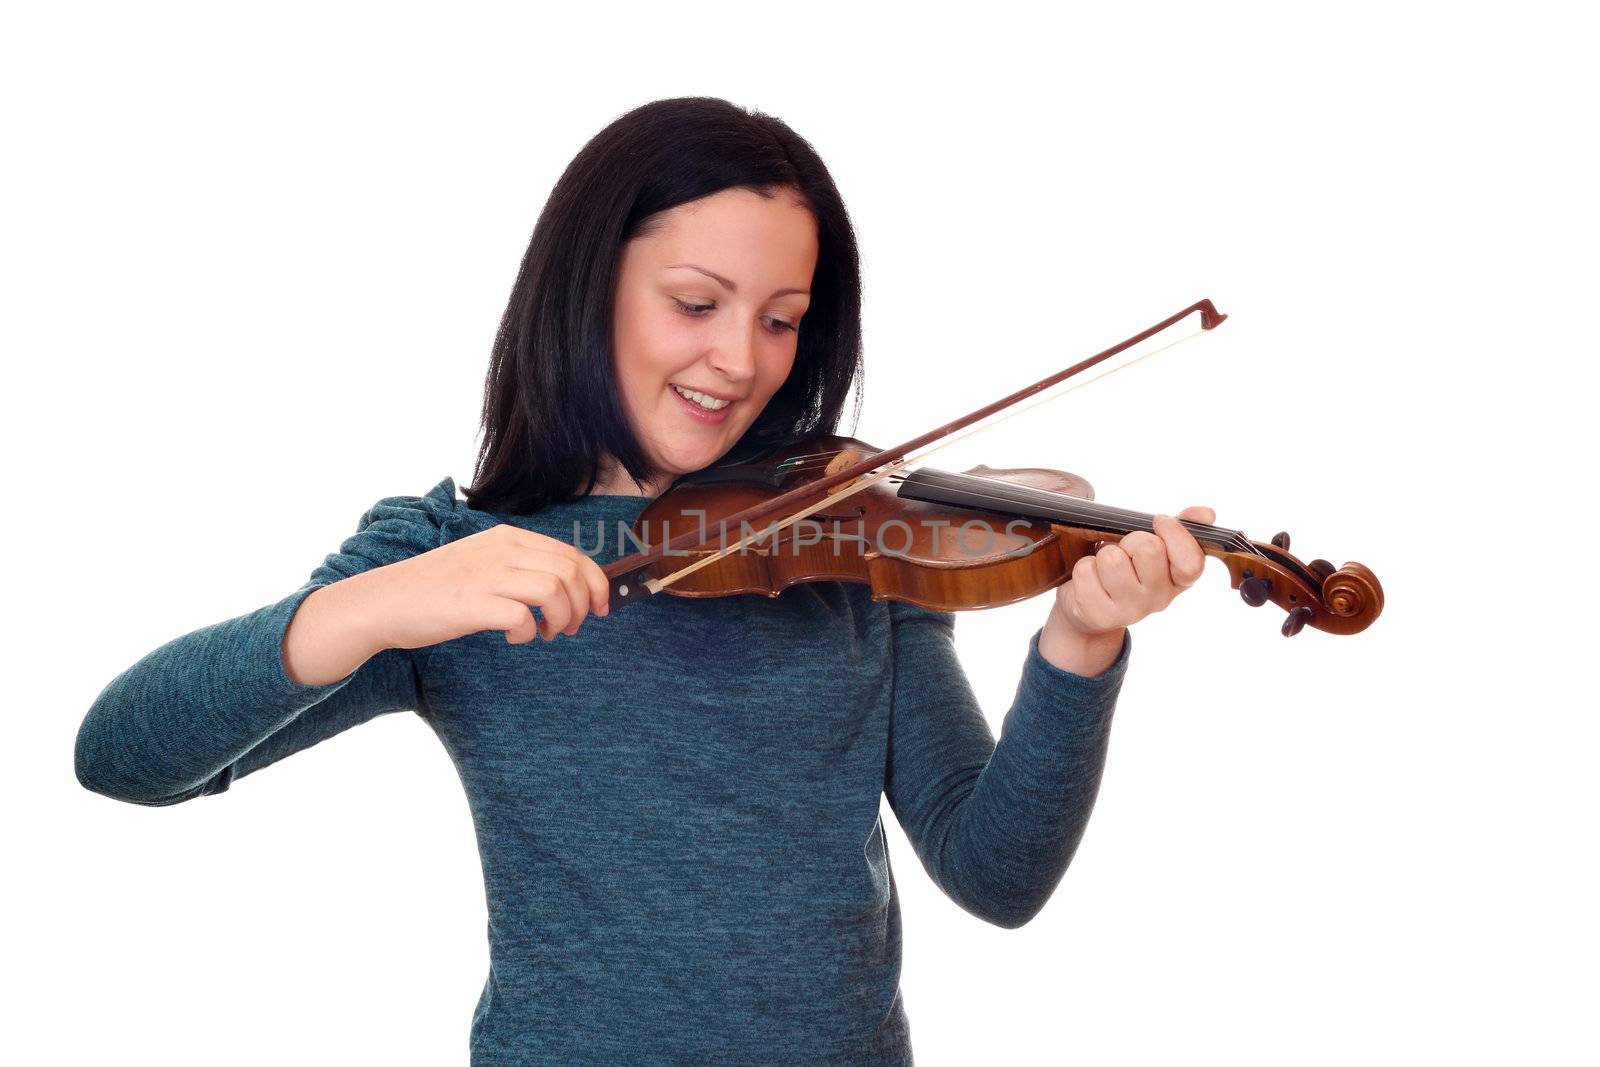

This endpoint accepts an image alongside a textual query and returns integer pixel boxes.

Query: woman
[75,97,1214,1065]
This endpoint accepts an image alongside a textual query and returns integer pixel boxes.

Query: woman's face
[610,186,818,492]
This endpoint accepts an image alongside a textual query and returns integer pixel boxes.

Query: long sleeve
[74,476,464,806]
[883,600,1131,929]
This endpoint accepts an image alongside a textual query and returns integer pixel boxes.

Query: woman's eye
[673,297,798,335]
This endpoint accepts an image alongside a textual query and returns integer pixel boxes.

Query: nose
[704,317,759,386]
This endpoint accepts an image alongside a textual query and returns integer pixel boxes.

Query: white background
[5,2,1595,1064]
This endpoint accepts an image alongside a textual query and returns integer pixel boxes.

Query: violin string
[892,468,1243,551]
[905,469,1256,552]
[992,474,1263,557]
[893,468,1263,556]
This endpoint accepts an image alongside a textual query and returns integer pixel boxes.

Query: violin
[600,300,1384,638]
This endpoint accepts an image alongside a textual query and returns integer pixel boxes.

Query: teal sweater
[75,476,1131,1065]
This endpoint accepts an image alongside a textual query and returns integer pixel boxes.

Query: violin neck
[896,467,1245,554]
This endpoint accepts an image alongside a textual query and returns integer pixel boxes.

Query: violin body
[630,435,1092,612]
[621,435,1384,637]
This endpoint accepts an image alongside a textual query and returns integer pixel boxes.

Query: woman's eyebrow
[666,263,809,298]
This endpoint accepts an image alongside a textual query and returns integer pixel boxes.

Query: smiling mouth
[670,383,735,411]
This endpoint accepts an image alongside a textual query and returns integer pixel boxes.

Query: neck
[586,457,668,498]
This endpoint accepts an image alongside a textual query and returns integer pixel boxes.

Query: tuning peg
[1281,605,1314,637]
[1271,531,1291,550]
[1239,575,1273,607]
[1308,558,1336,581]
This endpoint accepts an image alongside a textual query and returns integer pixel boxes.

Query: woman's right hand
[365,524,611,650]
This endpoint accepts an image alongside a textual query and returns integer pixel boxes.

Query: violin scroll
[1321,561,1385,633]
[1219,542,1384,637]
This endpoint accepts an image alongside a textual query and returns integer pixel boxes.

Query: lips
[667,383,735,423]
[670,383,741,405]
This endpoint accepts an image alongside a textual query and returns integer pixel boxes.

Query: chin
[654,438,736,476]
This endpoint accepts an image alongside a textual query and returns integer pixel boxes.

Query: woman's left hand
[1038,506,1216,675]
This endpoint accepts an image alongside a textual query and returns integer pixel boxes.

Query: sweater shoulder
[308,475,470,584]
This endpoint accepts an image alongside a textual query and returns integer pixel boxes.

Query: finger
[577,552,611,618]
[1065,553,1116,630]
[1152,514,1206,589]
[547,555,593,636]
[507,570,575,641]
[1177,505,1216,525]
[497,599,541,644]
[1095,542,1144,608]
[1117,530,1170,593]
[510,550,591,636]
[543,538,612,619]
[502,530,609,618]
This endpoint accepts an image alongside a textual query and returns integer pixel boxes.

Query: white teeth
[671,384,731,411]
